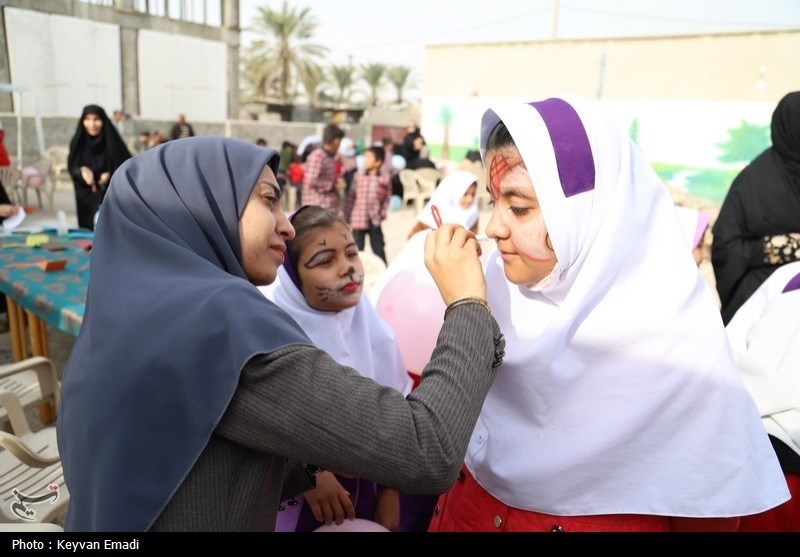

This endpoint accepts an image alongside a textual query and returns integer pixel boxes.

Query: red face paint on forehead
[489,152,524,198]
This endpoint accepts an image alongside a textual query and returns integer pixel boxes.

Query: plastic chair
[0,389,68,526]
[414,168,442,213]
[398,169,421,211]
[19,159,53,211]
[0,166,21,205]
[0,357,60,431]
[43,146,71,210]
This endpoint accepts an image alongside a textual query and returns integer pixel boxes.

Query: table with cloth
[0,230,91,361]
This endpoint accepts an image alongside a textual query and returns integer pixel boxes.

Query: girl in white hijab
[428,96,789,532]
[259,205,418,532]
[407,170,480,238]
[725,261,800,531]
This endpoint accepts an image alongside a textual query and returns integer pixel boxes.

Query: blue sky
[240,0,800,72]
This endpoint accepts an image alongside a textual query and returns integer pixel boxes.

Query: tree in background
[716,120,771,164]
[361,63,387,107]
[386,65,413,105]
[242,1,328,103]
[297,63,325,106]
[329,63,355,105]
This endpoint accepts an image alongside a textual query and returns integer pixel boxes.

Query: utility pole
[550,0,559,40]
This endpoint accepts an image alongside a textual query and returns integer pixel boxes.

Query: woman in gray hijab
[56,136,503,532]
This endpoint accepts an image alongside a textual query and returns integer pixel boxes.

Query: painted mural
[421,96,776,206]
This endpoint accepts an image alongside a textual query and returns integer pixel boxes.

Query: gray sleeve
[215,303,503,495]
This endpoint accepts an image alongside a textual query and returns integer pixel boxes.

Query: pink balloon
[314,518,390,532]
[375,267,445,377]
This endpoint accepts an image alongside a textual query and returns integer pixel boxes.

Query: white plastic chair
[414,168,443,212]
[19,159,53,212]
[0,357,60,432]
[43,146,71,210]
[0,389,67,526]
[398,169,421,211]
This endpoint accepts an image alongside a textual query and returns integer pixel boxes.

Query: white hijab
[259,265,412,396]
[727,266,800,460]
[416,170,480,231]
[726,261,800,362]
[469,96,788,517]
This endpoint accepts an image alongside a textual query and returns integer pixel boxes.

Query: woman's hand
[98,172,111,187]
[0,204,20,218]
[80,166,96,192]
[424,224,486,306]
[303,471,356,526]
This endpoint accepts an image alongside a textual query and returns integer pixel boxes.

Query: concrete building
[420,29,800,204]
[0,0,369,167]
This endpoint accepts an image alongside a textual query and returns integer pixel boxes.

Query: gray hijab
[57,137,311,531]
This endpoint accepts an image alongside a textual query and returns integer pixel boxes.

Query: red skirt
[428,466,740,532]
[738,473,800,532]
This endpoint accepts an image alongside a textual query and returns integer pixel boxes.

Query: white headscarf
[726,261,800,362]
[469,96,788,517]
[727,265,800,460]
[259,266,412,396]
[416,170,480,230]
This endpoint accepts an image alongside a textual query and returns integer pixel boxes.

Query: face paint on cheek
[489,153,524,199]
[509,213,552,262]
[312,273,364,302]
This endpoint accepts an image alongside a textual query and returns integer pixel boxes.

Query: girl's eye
[346,249,359,258]
[509,206,529,216]
[486,198,496,207]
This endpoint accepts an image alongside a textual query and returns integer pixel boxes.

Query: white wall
[138,29,227,122]
[5,7,122,118]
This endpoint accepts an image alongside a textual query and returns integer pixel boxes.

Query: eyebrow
[498,184,536,200]
[258,181,281,198]
[303,248,335,268]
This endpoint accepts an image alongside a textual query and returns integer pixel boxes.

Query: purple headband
[782,272,800,294]
[282,205,313,291]
[528,98,595,197]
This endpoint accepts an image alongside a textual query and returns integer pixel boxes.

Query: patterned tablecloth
[0,229,92,336]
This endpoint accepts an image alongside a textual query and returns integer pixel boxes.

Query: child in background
[345,146,391,264]
[407,170,480,239]
[259,205,420,532]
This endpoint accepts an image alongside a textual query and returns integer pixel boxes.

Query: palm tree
[386,65,413,104]
[241,41,279,100]
[361,63,386,107]
[243,1,329,103]
[329,63,355,105]
[297,63,324,106]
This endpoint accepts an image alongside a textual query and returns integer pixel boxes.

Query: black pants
[353,225,386,264]
[73,181,106,230]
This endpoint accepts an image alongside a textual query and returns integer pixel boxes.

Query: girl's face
[82,114,104,137]
[484,147,557,286]
[239,164,295,286]
[460,184,477,209]
[296,222,365,312]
